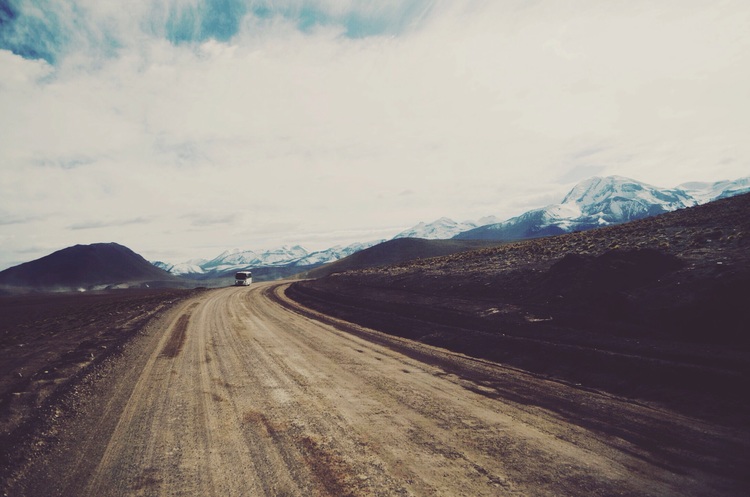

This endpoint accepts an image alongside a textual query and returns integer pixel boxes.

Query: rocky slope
[288,192,750,425]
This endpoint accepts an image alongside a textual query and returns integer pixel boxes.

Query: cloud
[0,212,45,226]
[182,211,242,227]
[33,155,95,170]
[0,0,749,269]
[68,217,153,230]
[557,164,607,184]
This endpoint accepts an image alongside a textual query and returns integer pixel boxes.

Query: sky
[1,0,749,269]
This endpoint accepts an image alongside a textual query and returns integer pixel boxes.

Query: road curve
[13,283,749,496]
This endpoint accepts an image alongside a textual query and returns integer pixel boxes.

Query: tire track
[10,282,749,496]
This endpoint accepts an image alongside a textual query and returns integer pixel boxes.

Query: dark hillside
[289,193,750,424]
[0,243,181,292]
[302,238,505,279]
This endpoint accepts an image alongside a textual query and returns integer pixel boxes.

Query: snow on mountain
[153,175,750,278]
[394,176,749,244]
[455,176,713,241]
[394,217,479,240]
[201,245,309,272]
[559,176,696,225]
[153,258,210,275]
[255,245,309,266]
[291,241,382,267]
[203,249,260,269]
[152,261,173,272]
[454,207,571,241]
[156,242,382,278]
[677,177,750,203]
[169,260,208,275]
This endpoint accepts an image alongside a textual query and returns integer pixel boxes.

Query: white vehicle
[234,271,252,286]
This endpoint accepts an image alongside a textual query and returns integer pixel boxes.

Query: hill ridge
[0,242,179,292]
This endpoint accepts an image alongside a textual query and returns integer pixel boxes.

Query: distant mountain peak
[456,175,747,242]
[677,177,750,203]
[394,217,478,240]
[157,240,381,280]
[563,176,654,205]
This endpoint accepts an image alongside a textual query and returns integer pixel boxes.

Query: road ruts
[12,282,749,496]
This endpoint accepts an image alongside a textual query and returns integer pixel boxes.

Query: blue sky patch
[0,0,435,64]
[0,0,66,63]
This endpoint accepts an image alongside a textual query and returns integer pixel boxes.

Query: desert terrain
[0,194,748,496]
[0,289,204,487]
[1,283,748,496]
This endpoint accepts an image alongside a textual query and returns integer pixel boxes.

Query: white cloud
[1,0,749,268]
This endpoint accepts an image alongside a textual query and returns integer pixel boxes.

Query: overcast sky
[1,0,748,269]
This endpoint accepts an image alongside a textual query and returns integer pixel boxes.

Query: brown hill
[288,192,750,425]
[0,243,182,292]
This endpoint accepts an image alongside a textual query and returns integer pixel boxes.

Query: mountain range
[2,175,746,291]
[157,175,749,278]
[153,241,382,279]
[456,176,702,241]
[392,217,492,240]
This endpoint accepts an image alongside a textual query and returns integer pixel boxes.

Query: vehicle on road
[234,271,252,286]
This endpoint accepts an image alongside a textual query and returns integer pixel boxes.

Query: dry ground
[1,283,749,496]
[0,288,202,483]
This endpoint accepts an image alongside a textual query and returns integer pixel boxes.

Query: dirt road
[9,283,748,496]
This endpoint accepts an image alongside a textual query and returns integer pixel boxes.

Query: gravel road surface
[9,283,748,496]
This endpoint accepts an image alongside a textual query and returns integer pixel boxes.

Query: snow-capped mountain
[560,176,696,224]
[154,175,749,279]
[152,261,172,272]
[394,217,479,240]
[154,258,208,276]
[677,177,750,203]
[204,249,261,269]
[253,245,309,266]
[455,175,746,241]
[201,245,309,273]
[157,241,380,279]
[290,241,382,267]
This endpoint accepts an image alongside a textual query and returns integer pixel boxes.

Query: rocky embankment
[288,193,750,425]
